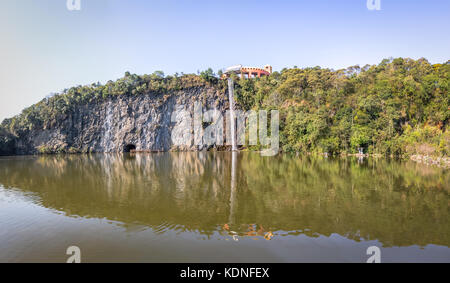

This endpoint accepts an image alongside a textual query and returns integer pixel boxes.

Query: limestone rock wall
[12,86,228,155]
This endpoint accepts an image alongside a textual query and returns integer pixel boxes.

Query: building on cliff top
[222,64,272,79]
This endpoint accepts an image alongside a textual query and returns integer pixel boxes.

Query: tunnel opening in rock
[124,144,136,153]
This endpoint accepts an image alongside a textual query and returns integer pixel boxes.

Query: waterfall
[227,78,238,234]
[227,78,237,151]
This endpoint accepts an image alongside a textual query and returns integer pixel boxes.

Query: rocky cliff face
[0,128,16,156]
[6,85,228,155]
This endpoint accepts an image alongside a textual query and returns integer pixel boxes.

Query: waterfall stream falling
[227,78,237,151]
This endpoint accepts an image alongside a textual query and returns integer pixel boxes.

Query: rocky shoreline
[410,154,450,169]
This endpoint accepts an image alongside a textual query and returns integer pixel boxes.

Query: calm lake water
[0,152,449,263]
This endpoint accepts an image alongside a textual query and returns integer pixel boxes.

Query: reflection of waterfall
[228,151,237,224]
[227,78,237,151]
[102,102,113,152]
[102,154,114,199]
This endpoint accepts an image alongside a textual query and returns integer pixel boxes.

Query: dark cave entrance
[124,144,136,153]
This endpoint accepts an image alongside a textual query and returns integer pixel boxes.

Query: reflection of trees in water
[0,153,448,247]
[239,154,449,247]
[0,153,232,236]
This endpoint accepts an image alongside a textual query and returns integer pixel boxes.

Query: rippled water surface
[0,153,449,262]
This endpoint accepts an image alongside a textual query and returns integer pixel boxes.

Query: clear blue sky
[0,0,449,121]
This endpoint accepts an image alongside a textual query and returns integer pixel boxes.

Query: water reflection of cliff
[0,153,448,247]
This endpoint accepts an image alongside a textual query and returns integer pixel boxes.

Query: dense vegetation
[231,57,449,157]
[0,127,15,155]
[0,57,448,157]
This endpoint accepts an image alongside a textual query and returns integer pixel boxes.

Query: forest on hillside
[1,57,449,157]
[231,57,449,157]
